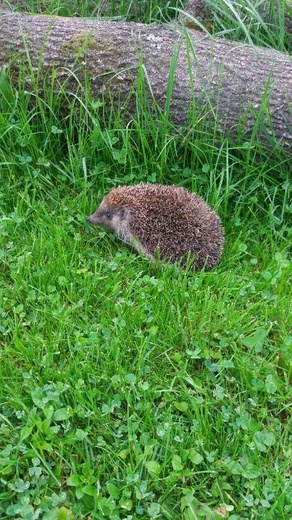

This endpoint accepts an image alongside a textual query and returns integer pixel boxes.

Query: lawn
[0,1,291,519]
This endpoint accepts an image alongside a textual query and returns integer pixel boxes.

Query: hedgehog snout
[86,214,98,224]
[87,208,115,229]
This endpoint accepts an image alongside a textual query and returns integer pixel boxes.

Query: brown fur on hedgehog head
[87,183,224,271]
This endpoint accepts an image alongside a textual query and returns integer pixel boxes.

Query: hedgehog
[87,183,224,271]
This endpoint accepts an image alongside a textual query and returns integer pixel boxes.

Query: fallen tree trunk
[0,4,291,152]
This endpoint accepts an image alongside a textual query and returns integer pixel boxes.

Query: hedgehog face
[87,201,123,229]
[87,198,131,240]
[87,207,115,229]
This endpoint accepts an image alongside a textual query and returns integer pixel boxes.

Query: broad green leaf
[82,484,97,496]
[145,460,161,475]
[119,498,133,510]
[75,428,88,440]
[59,506,74,520]
[43,507,74,520]
[265,375,278,394]
[253,431,276,451]
[148,502,161,518]
[188,450,204,465]
[125,373,136,384]
[53,407,71,421]
[242,463,262,479]
[172,454,183,471]
[67,474,82,487]
[107,482,121,499]
[174,401,189,412]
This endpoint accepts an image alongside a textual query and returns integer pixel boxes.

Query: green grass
[0,1,292,519]
[14,0,186,23]
[207,0,292,53]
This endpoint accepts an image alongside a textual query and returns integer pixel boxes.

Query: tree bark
[0,4,291,152]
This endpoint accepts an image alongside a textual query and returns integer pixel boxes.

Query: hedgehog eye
[105,212,112,219]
